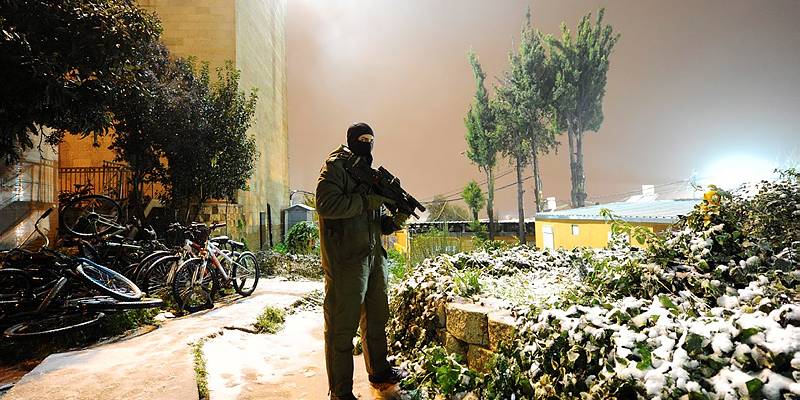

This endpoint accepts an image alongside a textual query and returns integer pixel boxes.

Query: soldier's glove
[393,212,410,228]
[365,194,394,210]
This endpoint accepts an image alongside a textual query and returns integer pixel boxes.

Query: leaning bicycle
[171,223,259,312]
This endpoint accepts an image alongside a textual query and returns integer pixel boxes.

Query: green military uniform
[316,145,398,397]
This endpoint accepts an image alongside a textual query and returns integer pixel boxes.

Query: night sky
[287,0,800,218]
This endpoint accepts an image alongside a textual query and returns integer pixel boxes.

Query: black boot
[330,393,358,400]
[369,367,409,387]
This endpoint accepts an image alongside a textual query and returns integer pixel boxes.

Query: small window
[571,224,580,236]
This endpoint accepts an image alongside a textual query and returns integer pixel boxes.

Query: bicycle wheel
[172,258,218,313]
[141,254,181,299]
[4,311,104,338]
[132,250,174,287]
[67,296,164,311]
[231,252,260,297]
[59,194,122,238]
[0,269,31,302]
[75,258,142,301]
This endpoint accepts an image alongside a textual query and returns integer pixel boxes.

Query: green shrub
[253,305,285,334]
[387,248,409,283]
[286,221,319,255]
[255,250,322,280]
[409,228,469,267]
[469,220,488,242]
[453,267,482,297]
[401,345,482,397]
[272,242,288,254]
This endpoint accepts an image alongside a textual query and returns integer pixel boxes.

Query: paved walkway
[2,279,385,400]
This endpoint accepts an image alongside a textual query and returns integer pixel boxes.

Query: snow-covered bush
[388,171,800,399]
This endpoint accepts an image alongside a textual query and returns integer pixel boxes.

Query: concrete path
[2,279,386,400]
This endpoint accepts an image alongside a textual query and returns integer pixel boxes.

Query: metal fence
[58,163,158,201]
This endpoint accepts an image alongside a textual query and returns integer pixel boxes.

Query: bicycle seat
[210,236,230,244]
[228,240,245,250]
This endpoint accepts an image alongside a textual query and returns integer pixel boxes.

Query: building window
[571,224,580,236]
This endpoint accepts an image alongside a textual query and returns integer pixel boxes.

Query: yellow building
[58,0,289,247]
[534,199,699,250]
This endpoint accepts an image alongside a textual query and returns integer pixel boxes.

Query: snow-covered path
[2,278,381,400]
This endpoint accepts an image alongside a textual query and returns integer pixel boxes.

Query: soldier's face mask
[349,134,374,157]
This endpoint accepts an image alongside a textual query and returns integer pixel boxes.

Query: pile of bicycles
[1,190,261,338]
[55,182,260,313]
[0,209,161,338]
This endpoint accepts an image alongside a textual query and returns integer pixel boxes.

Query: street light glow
[700,154,776,189]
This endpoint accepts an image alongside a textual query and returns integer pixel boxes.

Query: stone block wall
[195,201,246,243]
[136,0,289,247]
[439,302,518,374]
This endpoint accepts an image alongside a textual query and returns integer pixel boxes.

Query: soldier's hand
[393,212,410,227]
[366,194,394,210]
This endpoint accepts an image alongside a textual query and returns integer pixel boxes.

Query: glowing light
[700,155,776,189]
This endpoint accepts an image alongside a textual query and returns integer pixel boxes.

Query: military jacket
[315,146,396,269]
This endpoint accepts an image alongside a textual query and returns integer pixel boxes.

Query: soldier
[316,122,409,400]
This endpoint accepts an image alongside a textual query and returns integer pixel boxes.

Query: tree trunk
[486,168,495,240]
[514,154,526,244]
[530,134,542,213]
[471,209,478,222]
[575,132,586,207]
[567,124,581,207]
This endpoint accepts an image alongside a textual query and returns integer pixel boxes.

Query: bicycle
[58,181,125,238]
[0,209,160,337]
[171,222,260,312]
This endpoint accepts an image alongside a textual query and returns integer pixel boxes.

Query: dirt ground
[1,279,394,400]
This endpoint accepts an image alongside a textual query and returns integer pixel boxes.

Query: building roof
[285,203,315,211]
[535,199,700,224]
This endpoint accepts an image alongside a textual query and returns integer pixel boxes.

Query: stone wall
[438,302,518,373]
[195,201,246,243]
[234,0,289,248]
[138,0,236,71]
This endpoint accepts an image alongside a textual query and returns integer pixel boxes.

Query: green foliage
[485,350,531,400]
[111,57,258,222]
[285,221,319,255]
[409,228,469,268]
[599,208,658,246]
[387,248,410,284]
[549,8,619,207]
[272,242,288,254]
[0,0,162,164]
[254,305,286,334]
[453,267,482,297]
[469,220,489,243]
[401,346,482,397]
[255,250,321,280]
[464,51,498,174]
[480,239,514,252]
[102,308,160,334]
[462,181,486,221]
[389,171,800,399]
[492,10,560,242]
[465,50,499,240]
[191,339,209,400]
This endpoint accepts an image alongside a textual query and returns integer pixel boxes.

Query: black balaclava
[346,122,374,165]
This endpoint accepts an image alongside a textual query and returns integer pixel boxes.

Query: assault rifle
[344,156,426,218]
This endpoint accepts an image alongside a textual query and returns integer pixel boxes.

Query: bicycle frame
[183,237,248,287]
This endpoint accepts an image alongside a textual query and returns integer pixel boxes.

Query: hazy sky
[287,0,800,218]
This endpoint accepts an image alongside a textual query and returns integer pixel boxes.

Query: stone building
[57,0,289,247]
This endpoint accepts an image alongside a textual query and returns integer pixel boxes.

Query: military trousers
[323,250,391,396]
